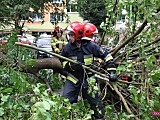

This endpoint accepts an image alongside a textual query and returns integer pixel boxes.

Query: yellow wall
[24,12,83,31]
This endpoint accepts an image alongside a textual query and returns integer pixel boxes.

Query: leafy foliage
[77,0,107,35]
[0,31,94,120]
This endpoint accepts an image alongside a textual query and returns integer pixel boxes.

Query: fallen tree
[14,42,159,120]
[1,35,159,120]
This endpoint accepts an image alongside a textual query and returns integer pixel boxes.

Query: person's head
[53,26,63,37]
[67,21,84,43]
[83,23,99,43]
[83,23,98,38]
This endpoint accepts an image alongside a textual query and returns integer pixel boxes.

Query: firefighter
[51,26,67,53]
[82,22,99,44]
[61,21,117,120]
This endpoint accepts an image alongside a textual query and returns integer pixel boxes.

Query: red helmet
[83,23,98,37]
[53,26,63,37]
[67,21,84,40]
[54,26,63,33]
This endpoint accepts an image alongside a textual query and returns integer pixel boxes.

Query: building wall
[24,1,83,34]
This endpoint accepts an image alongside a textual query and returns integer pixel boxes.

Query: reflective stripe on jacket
[51,37,67,52]
[61,40,114,83]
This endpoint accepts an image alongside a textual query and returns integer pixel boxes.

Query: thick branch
[20,57,64,93]
[112,84,140,120]
[34,72,54,93]
[114,37,160,62]
[22,57,63,74]
[131,37,160,53]
[15,42,144,86]
[15,42,110,78]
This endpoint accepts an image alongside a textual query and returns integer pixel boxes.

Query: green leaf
[18,112,22,118]
[27,59,36,67]
[116,65,126,73]
[154,87,160,96]
[151,71,160,80]
[43,101,50,110]
[147,55,156,62]
[133,96,139,105]
[45,112,51,120]
[93,86,98,91]
[127,114,135,118]
[129,89,137,95]
[1,95,9,102]
[67,106,71,110]
[33,87,40,95]
[3,88,13,93]
[0,108,4,116]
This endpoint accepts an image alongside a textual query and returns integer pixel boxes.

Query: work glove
[60,70,69,77]
[105,60,117,82]
[70,61,83,71]
[108,70,118,82]
[54,48,60,53]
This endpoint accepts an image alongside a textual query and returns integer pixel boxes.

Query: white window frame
[32,14,43,22]
[50,13,64,22]
[67,3,78,13]
[52,0,63,3]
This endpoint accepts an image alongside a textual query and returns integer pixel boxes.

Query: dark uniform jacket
[61,40,114,84]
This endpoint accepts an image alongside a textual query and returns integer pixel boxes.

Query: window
[50,12,64,22]
[67,3,78,12]
[121,15,126,22]
[32,13,43,22]
[52,0,63,3]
